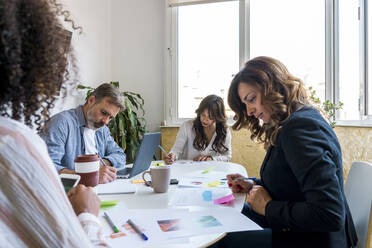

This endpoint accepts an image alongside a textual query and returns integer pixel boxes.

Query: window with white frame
[250,0,325,102]
[166,0,371,125]
[338,0,360,120]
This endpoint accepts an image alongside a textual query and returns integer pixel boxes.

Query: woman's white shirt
[170,120,232,161]
[0,117,107,248]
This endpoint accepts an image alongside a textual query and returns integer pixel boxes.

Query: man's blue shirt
[41,105,126,171]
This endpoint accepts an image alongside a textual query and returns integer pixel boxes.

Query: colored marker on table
[104,212,119,233]
[127,219,148,241]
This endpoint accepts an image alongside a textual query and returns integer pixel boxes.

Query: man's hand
[247,185,272,216]
[99,166,117,184]
[68,184,100,216]
[193,155,212,161]
[227,173,255,193]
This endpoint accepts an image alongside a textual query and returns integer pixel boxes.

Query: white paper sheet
[169,188,233,207]
[184,169,229,179]
[179,207,263,237]
[178,177,229,188]
[100,203,189,247]
[126,207,263,240]
[99,202,262,247]
[97,179,137,195]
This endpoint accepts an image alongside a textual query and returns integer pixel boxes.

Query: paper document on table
[100,203,189,247]
[131,207,263,239]
[178,177,229,188]
[99,202,262,246]
[97,179,136,195]
[171,160,219,166]
[184,170,229,179]
[169,188,233,207]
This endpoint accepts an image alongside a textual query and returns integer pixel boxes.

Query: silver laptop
[117,132,161,179]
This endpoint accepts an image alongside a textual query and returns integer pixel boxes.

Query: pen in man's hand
[104,212,119,233]
[127,219,148,241]
[100,158,108,167]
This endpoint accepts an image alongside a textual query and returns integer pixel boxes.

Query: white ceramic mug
[142,166,170,193]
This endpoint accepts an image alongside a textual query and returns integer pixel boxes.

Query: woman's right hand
[164,153,176,164]
[226,173,255,193]
[68,184,100,216]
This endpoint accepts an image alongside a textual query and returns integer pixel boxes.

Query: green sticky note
[100,200,119,209]
[201,167,215,174]
[154,162,165,166]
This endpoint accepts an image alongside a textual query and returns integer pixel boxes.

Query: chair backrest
[345,161,372,248]
[367,206,372,248]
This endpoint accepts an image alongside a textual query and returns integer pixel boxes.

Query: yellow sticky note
[131,179,145,184]
[153,162,165,166]
[205,181,220,187]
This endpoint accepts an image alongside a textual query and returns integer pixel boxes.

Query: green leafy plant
[78,82,146,163]
[308,86,343,128]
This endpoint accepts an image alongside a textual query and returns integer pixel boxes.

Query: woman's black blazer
[258,106,357,248]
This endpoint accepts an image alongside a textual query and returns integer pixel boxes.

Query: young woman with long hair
[164,94,232,164]
[220,56,357,248]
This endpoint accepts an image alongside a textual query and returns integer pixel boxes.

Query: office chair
[344,161,372,248]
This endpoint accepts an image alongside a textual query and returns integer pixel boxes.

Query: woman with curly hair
[164,94,231,164]
[220,56,358,248]
[0,0,106,247]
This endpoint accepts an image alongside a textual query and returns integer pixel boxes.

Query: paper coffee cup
[74,154,100,187]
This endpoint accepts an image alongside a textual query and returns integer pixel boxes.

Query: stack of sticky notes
[131,179,145,184]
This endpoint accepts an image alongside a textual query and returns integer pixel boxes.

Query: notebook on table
[96,179,136,195]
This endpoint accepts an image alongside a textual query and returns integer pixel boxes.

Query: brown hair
[88,83,124,110]
[193,95,229,154]
[0,0,81,131]
[228,56,309,149]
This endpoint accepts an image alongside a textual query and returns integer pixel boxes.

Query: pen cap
[141,233,148,240]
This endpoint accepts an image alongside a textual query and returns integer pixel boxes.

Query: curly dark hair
[228,56,309,149]
[193,94,229,154]
[0,0,81,131]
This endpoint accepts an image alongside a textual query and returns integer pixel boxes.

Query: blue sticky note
[202,190,212,201]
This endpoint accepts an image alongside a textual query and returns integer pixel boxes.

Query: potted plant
[308,86,343,128]
[78,82,146,163]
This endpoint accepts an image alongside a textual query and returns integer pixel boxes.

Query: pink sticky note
[213,194,235,205]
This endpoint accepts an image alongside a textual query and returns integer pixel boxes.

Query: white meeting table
[99,161,248,248]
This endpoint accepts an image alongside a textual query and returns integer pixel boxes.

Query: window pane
[250,0,325,102]
[339,0,360,120]
[178,1,239,118]
[368,1,372,115]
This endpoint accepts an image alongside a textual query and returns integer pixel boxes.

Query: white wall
[54,0,165,132]
[111,0,165,131]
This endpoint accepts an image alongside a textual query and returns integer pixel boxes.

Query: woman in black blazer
[223,56,357,248]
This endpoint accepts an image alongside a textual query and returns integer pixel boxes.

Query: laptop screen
[117,132,161,178]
